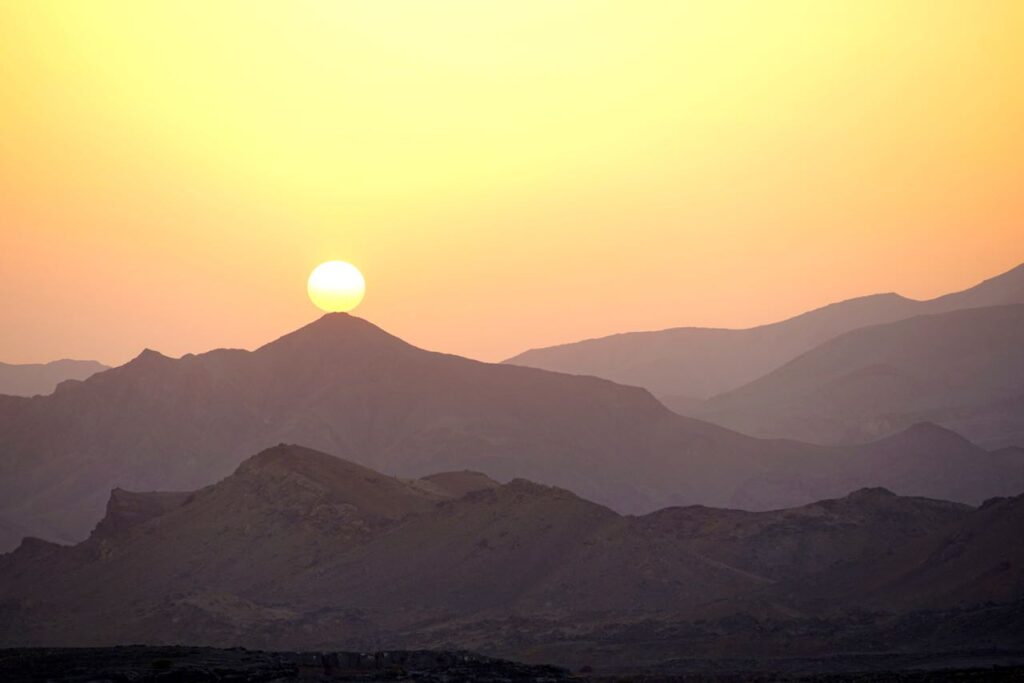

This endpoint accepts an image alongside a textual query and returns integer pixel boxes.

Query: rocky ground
[0,646,571,682]
[3,647,1024,682]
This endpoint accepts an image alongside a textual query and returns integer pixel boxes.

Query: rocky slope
[2,445,1020,665]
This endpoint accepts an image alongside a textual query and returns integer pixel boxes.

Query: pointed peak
[256,314,415,357]
[130,348,171,364]
[104,348,175,377]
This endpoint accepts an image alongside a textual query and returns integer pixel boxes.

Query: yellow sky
[1,1,1022,365]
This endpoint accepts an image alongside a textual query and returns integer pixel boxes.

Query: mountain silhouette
[1,445,1019,664]
[695,304,1024,447]
[504,263,1024,405]
[0,359,109,397]
[2,313,1022,552]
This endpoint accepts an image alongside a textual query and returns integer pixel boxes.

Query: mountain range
[2,313,1023,553]
[0,359,108,397]
[505,264,1024,403]
[694,304,1024,448]
[505,263,1024,449]
[2,444,1021,670]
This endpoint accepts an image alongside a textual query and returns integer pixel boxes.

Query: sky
[1,1,1022,366]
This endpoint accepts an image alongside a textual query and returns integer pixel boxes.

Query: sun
[307,261,366,313]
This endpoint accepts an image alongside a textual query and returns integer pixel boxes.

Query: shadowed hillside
[1,445,1021,669]
[695,305,1024,447]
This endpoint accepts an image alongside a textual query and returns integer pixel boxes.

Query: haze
[2,1,1022,366]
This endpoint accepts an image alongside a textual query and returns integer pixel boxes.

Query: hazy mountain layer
[695,304,1024,448]
[1,445,1020,667]
[0,359,108,397]
[2,314,1024,552]
[505,263,1024,402]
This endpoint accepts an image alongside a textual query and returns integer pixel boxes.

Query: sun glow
[307,261,366,313]
[1,1,1021,364]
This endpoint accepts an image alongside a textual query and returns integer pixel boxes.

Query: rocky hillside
[2,445,1020,666]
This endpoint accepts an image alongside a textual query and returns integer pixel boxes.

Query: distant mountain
[504,263,1024,403]
[1,445,1019,665]
[3,314,1024,552]
[695,305,1024,448]
[0,359,108,397]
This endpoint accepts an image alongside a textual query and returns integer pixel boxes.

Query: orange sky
[1,1,1022,366]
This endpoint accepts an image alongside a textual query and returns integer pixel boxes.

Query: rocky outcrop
[91,489,191,539]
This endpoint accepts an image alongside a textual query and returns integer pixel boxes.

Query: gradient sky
[2,1,1022,366]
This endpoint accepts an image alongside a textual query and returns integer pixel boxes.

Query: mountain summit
[257,312,415,355]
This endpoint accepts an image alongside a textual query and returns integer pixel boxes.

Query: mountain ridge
[504,262,1024,402]
[695,304,1024,447]
[2,444,1019,665]
[2,312,1022,554]
[0,359,109,397]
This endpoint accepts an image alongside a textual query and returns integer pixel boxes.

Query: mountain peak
[108,348,174,378]
[844,486,897,501]
[256,314,415,358]
[112,349,174,376]
[237,443,371,478]
[232,444,444,520]
[891,421,975,445]
[132,348,170,362]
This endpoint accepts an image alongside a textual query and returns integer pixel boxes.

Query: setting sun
[307,261,366,313]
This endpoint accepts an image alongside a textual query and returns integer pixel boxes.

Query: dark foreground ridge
[3,445,1024,671]
[2,646,1024,682]
[0,647,570,682]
